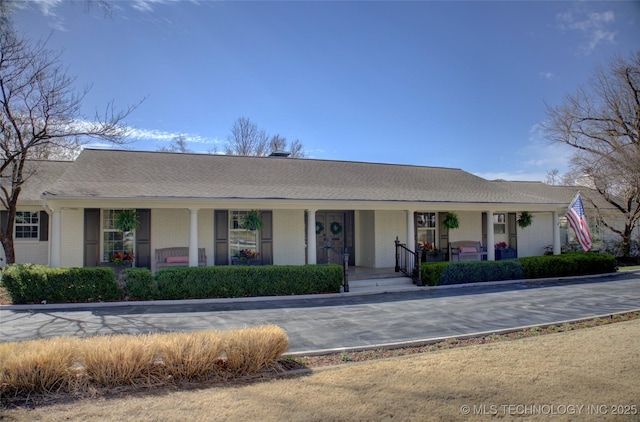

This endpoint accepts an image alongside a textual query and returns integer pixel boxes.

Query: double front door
[315,211,354,265]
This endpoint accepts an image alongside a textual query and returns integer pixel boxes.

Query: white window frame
[15,211,39,240]
[416,212,437,246]
[493,213,506,235]
[229,210,259,259]
[101,209,136,263]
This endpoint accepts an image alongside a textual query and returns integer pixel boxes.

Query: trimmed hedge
[123,268,156,300]
[422,252,617,286]
[1,264,343,303]
[1,264,120,304]
[154,264,343,300]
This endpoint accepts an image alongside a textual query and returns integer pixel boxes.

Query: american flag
[566,193,592,252]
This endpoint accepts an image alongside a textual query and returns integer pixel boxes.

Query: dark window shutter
[39,211,49,242]
[508,212,518,250]
[214,210,229,265]
[438,212,449,255]
[259,211,273,265]
[0,211,7,238]
[482,212,488,249]
[135,209,151,269]
[84,209,101,267]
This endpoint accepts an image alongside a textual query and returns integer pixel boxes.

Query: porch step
[347,276,416,292]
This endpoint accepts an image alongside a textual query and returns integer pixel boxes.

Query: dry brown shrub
[224,325,289,374]
[157,331,226,380]
[78,334,162,387]
[0,337,79,395]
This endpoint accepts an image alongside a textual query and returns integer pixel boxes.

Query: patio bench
[449,241,487,261]
[155,247,207,269]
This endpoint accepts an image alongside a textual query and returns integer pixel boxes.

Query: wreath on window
[315,221,324,235]
[330,221,343,235]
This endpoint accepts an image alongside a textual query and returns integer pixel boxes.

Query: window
[15,211,39,239]
[416,212,437,246]
[493,213,506,234]
[230,210,259,259]
[102,210,135,262]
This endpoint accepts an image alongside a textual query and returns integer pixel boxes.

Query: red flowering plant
[237,249,260,261]
[494,242,509,250]
[110,251,135,265]
[420,242,442,259]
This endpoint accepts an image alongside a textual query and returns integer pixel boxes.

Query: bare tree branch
[542,51,640,257]
[0,19,139,263]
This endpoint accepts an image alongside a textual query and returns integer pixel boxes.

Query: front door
[316,211,346,265]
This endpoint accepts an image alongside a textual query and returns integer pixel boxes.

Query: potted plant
[114,209,139,232]
[494,242,517,260]
[441,212,459,230]
[420,242,444,262]
[232,249,261,265]
[242,210,263,231]
[517,211,533,228]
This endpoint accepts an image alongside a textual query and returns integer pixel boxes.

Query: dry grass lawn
[3,320,640,421]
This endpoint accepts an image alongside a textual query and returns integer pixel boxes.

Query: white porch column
[486,211,495,261]
[307,209,317,264]
[50,209,62,268]
[553,211,561,255]
[406,210,415,252]
[189,209,199,267]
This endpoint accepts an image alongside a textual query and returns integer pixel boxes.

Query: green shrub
[123,268,155,300]
[520,252,617,279]
[421,253,616,286]
[155,264,343,300]
[1,264,119,304]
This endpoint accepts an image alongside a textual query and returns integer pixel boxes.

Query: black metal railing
[394,236,423,286]
[324,238,350,292]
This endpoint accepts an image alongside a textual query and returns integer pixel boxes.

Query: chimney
[269,150,291,158]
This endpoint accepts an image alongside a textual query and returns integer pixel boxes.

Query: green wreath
[315,221,324,235]
[330,221,343,235]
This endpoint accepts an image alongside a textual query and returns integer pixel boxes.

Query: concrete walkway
[1,272,639,354]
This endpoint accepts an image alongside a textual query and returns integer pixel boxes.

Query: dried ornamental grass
[157,331,226,380]
[0,337,79,395]
[224,325,289,374]
[78,334,162,387]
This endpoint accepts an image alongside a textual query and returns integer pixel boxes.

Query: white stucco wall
[517,212,554,257]
[151,209,190,250]
[374,210,405,268]
[149,209,213,270]
[273,209,305,265]
[60,208,84,268]
[448,211,483,245]
[14,240,48,265]
[356,210,375,267]
[198,209,214,265]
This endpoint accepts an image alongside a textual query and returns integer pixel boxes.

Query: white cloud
[126,128,222,146]
[538,71,554,80]
[556,7,617,54]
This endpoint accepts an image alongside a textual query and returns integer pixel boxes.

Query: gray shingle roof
[2,160,72,205]
[43,149,566,205]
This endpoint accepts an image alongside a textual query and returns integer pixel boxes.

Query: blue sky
[12,0,640,181]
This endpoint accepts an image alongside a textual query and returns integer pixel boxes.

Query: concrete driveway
[1,272,639,354]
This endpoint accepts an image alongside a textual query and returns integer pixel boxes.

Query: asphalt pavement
[1,272,639,354]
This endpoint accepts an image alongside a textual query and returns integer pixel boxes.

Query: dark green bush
[520,252,617,278]
[421,252,616,286]
[1,264,120,304]
[123,268,155,300]
[155,264,343,300]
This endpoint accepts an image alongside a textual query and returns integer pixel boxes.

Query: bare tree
[0,21,137,263]
[545,169,560,185]
[268,134,306,158]
[157,135,191,153]
[542,51,640,257]
[225,117,269,156]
